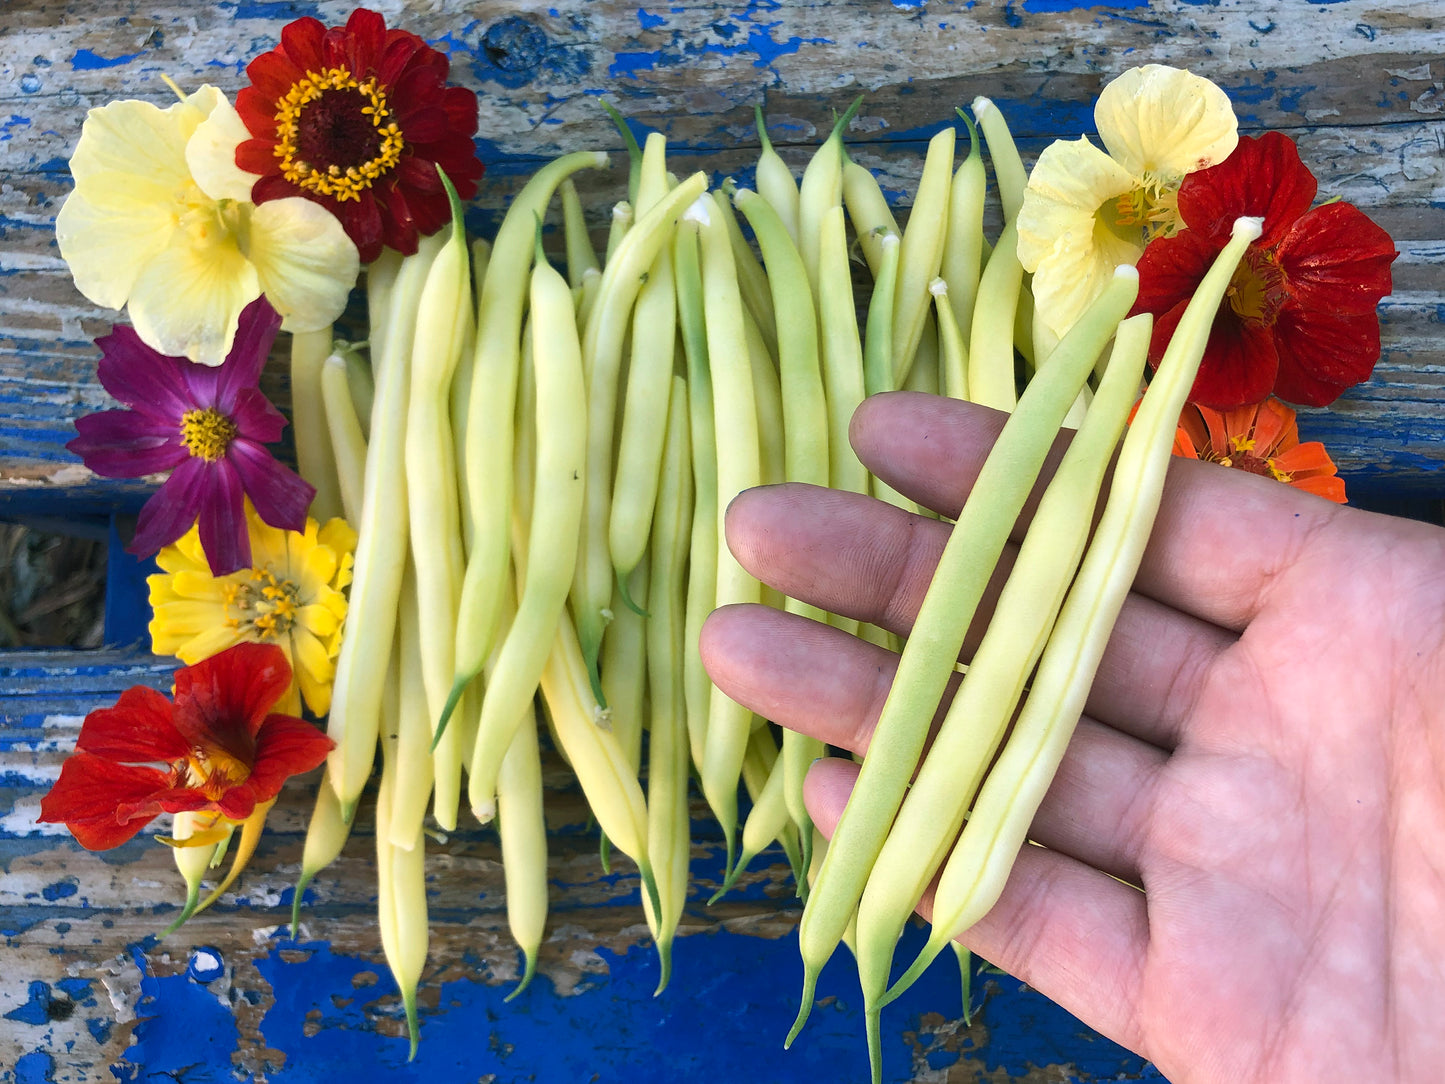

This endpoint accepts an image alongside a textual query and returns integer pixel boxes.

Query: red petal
[245,51,307,107]
[342,7,387,73]
[244,714,335,803]
[38,754,171,850]
[215,785,258,822]
[279,16,327,68]
[1275,202,1397,316]
[1270,307,1382,407]
[341,195,386,263]
[1172,304,1280,411]
[236,138,281,178]
[172,643,293,765]
[1132,230,1220,319]
[234,89,279,140]
[75,686,188,763]
[1177,132,1318,248]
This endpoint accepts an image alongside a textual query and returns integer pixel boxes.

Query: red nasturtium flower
[65,298,314,578]
[1131,131,1396,410]
[1170,397,1346,503]
[37,643,333,851]
[235,7,484,263]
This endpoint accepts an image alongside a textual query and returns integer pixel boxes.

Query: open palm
[701,391,1445,1084]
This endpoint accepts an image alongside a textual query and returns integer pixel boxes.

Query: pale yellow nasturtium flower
[55,84,359,366]
[1017,64,1239,338]
[148,505,357,718]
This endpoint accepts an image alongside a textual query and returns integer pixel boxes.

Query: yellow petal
[291,628,336,717]
[1095,65,1238,183]
[297,601,341,641]
[187,92,259,203]
[248,198,360,334]
[1029,218,1144,340]
[126,227,260,366]
[1016,136,1137,273]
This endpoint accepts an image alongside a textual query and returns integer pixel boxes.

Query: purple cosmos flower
[67,297,315,576]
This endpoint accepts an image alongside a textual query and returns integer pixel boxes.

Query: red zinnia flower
[1169,396,1346,503]
[235,7,484,263]
[37,643,333,851]
[1131,131,1396,409]
[66,297,314,577]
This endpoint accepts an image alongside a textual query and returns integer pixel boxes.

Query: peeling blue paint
[41,877,79,901]
[452,16,592,89]
[19,75,41,94]
[13,1050,54,1084]
[70,48,145,70]
[1025,0,1150,9]
[0,116,33,142]
[610,0,830,79]
[638,8,667,29]
[226,1,329,20]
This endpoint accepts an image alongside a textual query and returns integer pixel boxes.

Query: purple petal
[68,410,188,477]
[211,298,282,415]
[231,386,288,445]
[195,461,251,575]
[94,326,193,423]
[229,440,314,532]
[127,456,209,559]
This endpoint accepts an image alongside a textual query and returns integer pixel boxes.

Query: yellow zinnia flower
[148,504,357,717]
[55,83,359,366]
[1017,64,1238,339]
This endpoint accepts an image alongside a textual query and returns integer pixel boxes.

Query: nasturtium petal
[127,229,261,367]
[1017,136,1138,272]
[1095,64,1238,183]
[247,198,360,333]
[188,93,260,203]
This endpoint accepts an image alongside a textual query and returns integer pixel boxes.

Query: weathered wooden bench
[2,3,1440,1080]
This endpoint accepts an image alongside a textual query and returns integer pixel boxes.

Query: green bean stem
[755,105,802,244]
[941,110,986,344]
[560,177,600,288]
[842,159,902,278]
[798,94,864,295]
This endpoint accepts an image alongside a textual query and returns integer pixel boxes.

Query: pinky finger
[804,757,1149,1057]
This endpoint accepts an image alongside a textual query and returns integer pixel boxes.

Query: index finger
[851,391,1342,632]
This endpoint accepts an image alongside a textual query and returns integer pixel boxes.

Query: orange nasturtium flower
[1170,397,1346,503]
[37,642,333,851]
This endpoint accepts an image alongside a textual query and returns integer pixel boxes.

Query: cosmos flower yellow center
[273,67,405,202]
[223,568,301,639]
[179,407,238,462]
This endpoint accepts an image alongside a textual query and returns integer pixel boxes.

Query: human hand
[700,391,1445,1084]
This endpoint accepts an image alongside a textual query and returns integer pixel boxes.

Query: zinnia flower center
[180,407,238,462]
[273,67,406,203]
[223,568,302,639]
[1211,434,1292,483]
[1225,248,1288,327]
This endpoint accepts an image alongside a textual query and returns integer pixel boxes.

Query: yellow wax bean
[162,810,227,938]
[560,177,599,288]
[600,99,643,203]
[893,220,1264,1000]
[941,111,986,343]
[390,561,435,850]
[643,375,693,992]
[635,131,670,215]
[601,561,649,776]
[605,200,633,263]
[690,191,763,876]
[967,220,1024,413]
[972,96,1027,224]
[325,230,444,819]
[786,267,1140,1050]
[406,177,471,831]
[540,610,660,920]
[290,326,341,522]
[343,350,374,442]
[733,186,831,863]
[863,231,916,514]
[609,238,678,583]
[467,235,588,823]
[892,126,955,386]
[755,105,801,244]
[450,239,487,554]
[853,282,1145,1080]
[932,279,970,401]
[448,151,608,739]
[496,698,548,1000]
[817,204,869,498]
[798,95,864,297]
[319,351,367,527]
[715,177,780,362]
[571,173,710,691]
[744,306,787,489]
[842,159,903,279]
[673,221,720,774]
[290,774,352,940]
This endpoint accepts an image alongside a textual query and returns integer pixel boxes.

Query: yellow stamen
[272,67,405,203]
[180,408,238,462]
[223,567,301,639]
